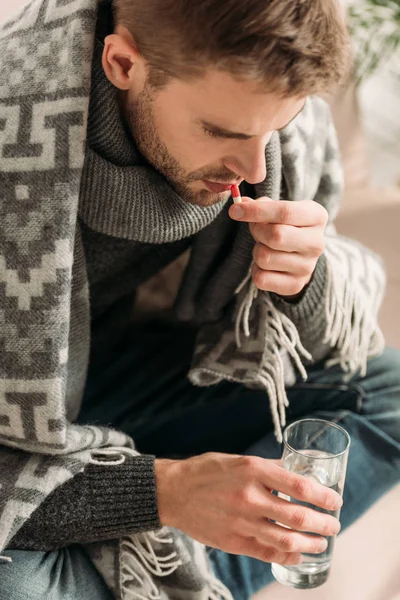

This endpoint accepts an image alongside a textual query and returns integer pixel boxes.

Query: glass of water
[271,418,350,590]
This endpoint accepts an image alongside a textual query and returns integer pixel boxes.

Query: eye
[202,127,225,139]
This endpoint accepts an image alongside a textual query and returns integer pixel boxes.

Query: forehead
[161,68,306,133]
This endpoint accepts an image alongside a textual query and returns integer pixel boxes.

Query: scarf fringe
[120,531,182,600]
[323,252,385,379]
[235,279,312,443]
[119,531,232,600]
[206,576,234,600]
[89,446,140,465]
[234,244,385,440]
[0,555,12,563]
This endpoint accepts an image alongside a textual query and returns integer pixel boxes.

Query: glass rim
[283,418,351,459]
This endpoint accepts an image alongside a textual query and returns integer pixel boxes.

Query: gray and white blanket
[0,0,385,598]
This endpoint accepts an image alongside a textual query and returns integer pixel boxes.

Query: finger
[252,244,314,275]
[229,198,328,227]
[266,494,341,536]
[239,538,303,565]
[257,519,328,555]
[250,222,325,256]
[263,462,343,512]
[251,265,309,296]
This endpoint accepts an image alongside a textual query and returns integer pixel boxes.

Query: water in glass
[271,449,343,589]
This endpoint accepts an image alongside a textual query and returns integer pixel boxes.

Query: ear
[102,25,143,90]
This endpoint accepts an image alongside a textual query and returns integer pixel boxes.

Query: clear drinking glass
[271,418,351,589]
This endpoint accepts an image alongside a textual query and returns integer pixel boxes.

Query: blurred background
[1,1,399,599]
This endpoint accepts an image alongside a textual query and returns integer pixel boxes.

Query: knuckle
[253,244,270,268]
[249,222,257,239]
[270,224,284,247]
[310,240,325,257]
[251,223,264,243]
[239,455,259,474]
[252,267,268,291]
[321,490,333,508]
[252,204,265,223]
[277,533,296,552]
[322,521,334,536]
[252,243,260,265]
[291,508,307,529]
[237,486,255,507]
[299,263,313,277]
[293,477,311,497]
[260,547,275,562]
[278,203,291,223]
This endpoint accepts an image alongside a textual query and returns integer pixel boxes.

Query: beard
[120,83,236,207]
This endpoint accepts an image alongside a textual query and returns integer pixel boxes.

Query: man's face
[106,32,305,207]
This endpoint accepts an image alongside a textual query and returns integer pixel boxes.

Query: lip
[203,180,238,193]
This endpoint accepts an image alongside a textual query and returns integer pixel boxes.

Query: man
[0,0,399,599]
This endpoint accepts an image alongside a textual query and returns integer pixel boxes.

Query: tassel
[119,530,234,600]
[207,576,234,599]
[235,279,311,442]
[120,531,183,600]
[324,242,385,378]
[89,447,140,466]
[0,555,12,563]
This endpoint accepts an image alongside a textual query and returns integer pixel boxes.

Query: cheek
[152,103,227,170]
[168,131,226,171]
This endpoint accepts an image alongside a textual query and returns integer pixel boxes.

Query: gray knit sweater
[0,1,386,597]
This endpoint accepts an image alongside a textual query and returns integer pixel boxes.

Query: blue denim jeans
[2,324,400,600]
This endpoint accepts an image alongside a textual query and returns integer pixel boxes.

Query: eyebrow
[198,101,306,140]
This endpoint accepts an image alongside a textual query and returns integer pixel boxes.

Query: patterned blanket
[0,1,385,598]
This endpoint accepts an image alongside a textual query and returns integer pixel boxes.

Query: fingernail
[231,205,244,219]
[331,522,341,536]
[318,540,328,552]
[332,495,343,510]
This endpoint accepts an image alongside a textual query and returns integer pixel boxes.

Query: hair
[113,0,352,96]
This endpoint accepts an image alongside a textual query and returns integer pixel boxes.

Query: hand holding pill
[229,189,328,299]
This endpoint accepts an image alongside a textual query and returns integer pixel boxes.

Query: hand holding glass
[271,418,351,589]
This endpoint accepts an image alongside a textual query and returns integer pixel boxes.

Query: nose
[223,133,271,185]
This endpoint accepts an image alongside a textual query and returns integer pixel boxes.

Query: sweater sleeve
[7,455,161,552]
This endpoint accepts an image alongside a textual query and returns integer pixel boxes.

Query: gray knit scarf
[80,41,228,243]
